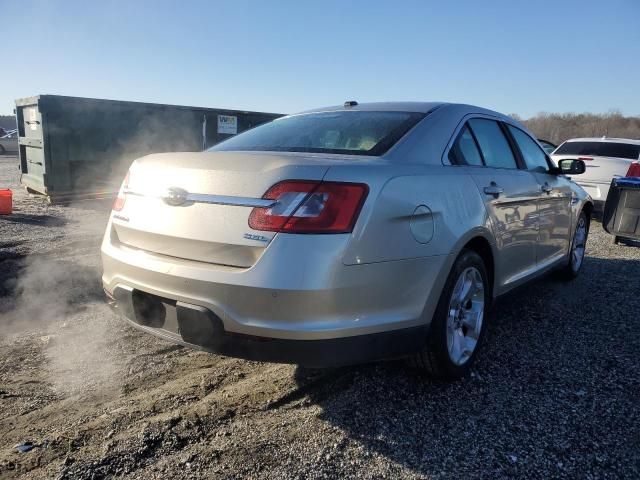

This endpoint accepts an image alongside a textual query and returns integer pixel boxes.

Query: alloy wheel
[446,267,485,366]
[571,216,587,272]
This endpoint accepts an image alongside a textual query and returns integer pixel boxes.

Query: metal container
[603,177,640,244]
[15,95,282,203]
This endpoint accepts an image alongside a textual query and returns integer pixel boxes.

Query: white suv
[551,137,640,207]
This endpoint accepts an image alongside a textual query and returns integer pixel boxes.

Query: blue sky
[1,0,639,117]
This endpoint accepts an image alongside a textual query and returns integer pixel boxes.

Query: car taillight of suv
[626,162,640,177]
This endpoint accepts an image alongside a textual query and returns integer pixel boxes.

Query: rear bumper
[102,227,449,340]
[106,285,427,367]
[101,214,452,365]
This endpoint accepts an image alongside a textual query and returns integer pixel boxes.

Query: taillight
[249,180,368,234]
[627,162,640,177]
[112,171,130,211]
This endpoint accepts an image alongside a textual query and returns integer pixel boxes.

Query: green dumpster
[15,95,282,203]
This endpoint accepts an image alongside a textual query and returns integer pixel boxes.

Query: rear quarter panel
[325,163,496,327]
[323,164,492,265]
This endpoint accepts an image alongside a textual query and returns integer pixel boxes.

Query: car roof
[299,101,448,114]
[563,137,640,145]
[296,101,516,122]
[290,102,528,164]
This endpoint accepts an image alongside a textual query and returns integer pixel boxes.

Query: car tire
[409,249,489,380]
[557,211,589,280]
[0,145,5,155]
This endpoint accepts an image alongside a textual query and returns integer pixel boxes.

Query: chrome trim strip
[123,190,148,198]
[124,189,276,208]
[186,193,276,208]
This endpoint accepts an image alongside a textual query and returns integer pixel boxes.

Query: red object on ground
[0,189,12,215]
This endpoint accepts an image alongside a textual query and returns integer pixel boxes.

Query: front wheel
[409,249,489,379]
[557,211,589,280]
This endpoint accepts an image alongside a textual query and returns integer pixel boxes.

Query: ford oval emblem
[163,187,190,206]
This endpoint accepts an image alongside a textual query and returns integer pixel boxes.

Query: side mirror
[557,159,586,175]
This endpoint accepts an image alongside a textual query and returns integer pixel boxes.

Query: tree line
[512,111,640,146]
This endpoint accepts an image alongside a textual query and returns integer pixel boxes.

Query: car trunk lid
[111,151,332,267]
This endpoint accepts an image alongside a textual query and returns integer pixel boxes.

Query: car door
[448,118,541,291]
[506,125,572,266]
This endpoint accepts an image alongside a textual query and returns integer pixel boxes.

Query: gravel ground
[0,153,639,479]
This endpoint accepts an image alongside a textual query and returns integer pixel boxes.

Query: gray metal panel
[14,95,283,202]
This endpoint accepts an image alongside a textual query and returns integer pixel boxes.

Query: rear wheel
[409,250,489,379]
[557,211,588,280]
[0,145,5,155]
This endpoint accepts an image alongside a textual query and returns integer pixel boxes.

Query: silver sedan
[102,102,592,379]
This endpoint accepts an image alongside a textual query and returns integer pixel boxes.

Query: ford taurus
[102,102,592,379]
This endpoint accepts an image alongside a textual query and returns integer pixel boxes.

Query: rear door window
[449,125,484,166]
[507,125,550,172]
[554,141,640,160]
[468,119,518,169]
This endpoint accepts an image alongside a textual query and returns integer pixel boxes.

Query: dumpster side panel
[15,95,282,202]
[203,111,280,149]
[45,100,203,195]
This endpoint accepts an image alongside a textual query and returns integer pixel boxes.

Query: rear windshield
[554,141,640,160]
[209,111,425,156]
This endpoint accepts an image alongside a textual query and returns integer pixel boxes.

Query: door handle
[541,183,553,194]
[483,183,504,198]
